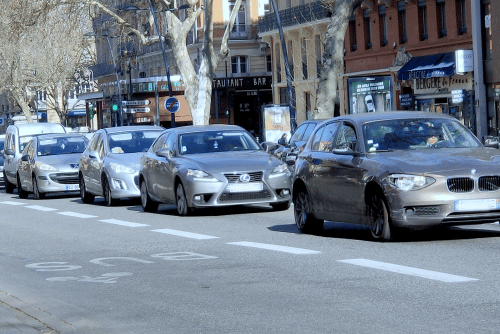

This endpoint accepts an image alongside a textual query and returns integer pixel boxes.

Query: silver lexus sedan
[78,125,164,206]
[293,111,500,241]
[16,133,88,199]
[139,125,292,215]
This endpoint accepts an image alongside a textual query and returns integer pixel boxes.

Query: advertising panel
[262,105,291,143]
[348,76,393,114]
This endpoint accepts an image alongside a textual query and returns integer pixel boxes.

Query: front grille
[219,191,271,202]
[48,172,79,185]
[479,176,500,191]
[447,177,474,193]
[224,171,263,183]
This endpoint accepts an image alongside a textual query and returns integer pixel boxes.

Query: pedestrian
[277,133,287,146]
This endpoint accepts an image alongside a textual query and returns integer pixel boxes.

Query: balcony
[258,1,330,33]
[90,63,115,77]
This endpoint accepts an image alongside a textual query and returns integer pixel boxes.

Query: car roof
[34,133,87,140]
[102,125,164,134]
[166,124,246,135]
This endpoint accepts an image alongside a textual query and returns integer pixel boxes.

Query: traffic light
[111,98,119,113]
[225,109,229,116]
[88,103,94,120]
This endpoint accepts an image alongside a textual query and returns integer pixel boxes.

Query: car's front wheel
[79,174,94,204]
[102,177,116,207]
[17,174,28,199]
[32,175,45,199]
[175,183,190,216]
[140,180,158,213]
[4,172,14,193]
[368,191,393,241]
[293,187,323,233]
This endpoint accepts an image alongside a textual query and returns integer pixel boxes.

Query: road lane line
[0,201,26,205]
[99,219,149,227]
[57,212,98,219]
[227,241,321,255]
[26,205,58,212]
[338,258,478,283]
[151,229,219,240]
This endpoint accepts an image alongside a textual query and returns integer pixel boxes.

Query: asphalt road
[1,190,500,333]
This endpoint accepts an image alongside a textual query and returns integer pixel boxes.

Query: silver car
[16,133,88,199]
[78,126,164,206]
[139,125,292,215]
[293,111,500,241]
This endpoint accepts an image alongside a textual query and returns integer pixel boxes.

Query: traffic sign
[123,107,150,113]
[122,100,150,106]
[165,97,180,113]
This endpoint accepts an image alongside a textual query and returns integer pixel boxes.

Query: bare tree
[314,0,363,119]
[81,0,243,125]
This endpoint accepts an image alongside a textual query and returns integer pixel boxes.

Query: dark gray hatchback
[293,111,500,241]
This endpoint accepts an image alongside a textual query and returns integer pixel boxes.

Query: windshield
[38,136,88,156]
[363,117,481,152]
[179,130,261,155]
[108,130,163,154]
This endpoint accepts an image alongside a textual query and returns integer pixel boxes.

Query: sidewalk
[0,299,54,334]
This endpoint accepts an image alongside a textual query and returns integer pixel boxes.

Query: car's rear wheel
[293,187,323,233]
[175,183,190,216]
[103,177,116,207]
[271,201,290,211]
[32,175,45,199]
[368,191,393,241]
[17,174,28,199]
[4,172,14,193]
[140,180,158,213]
[79,174,94,204]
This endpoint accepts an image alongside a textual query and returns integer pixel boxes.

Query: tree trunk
[11,90,33,123]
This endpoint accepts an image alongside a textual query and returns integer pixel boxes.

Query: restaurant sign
[414,73,472,95]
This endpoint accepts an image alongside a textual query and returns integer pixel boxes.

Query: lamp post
[120,4,188,127]
[84,32,124,127]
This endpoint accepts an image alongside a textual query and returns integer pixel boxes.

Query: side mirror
[156,148,173,159]
[21,154,30,162]
[262,142,278,153]
[4,148,14,156]
[89,150,100,160]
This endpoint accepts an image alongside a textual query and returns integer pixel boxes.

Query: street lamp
[120,3,189,128]
[84,31,124,127]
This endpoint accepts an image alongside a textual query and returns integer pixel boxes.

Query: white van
[3,123,66,193]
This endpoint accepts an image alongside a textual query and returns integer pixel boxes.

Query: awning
[67,110,87,117]
[398,52,455,80]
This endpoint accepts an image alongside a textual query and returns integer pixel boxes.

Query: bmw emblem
[239,173,251,182]
[470,169,477,175]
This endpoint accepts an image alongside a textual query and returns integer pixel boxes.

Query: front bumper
[108,172,140,199]
[37,172,80,194]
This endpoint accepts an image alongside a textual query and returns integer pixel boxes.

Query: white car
[365,95,376,112]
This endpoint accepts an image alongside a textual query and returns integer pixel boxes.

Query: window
[436,0,447,38]
[334,124,357,152]
[398,1,407,44]
[456,0,467,34]
[483,4,492,60]
[266,55,272,72]
[363,8,372,49]
[275,43,282,83]
[418,0,428,40]
[230,2,246,35]
[349,16,357,51]
[315,35,322,78]
[287,40,294,80]
[305,92,311,119]
[231,56,247,74]
[379,5,388,47]
[301,38,308,79]
[311,123,340,152]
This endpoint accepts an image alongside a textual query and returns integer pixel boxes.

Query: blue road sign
[165,97,180,113]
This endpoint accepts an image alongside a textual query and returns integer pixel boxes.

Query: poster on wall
[348,76,393,114]
[262,105,291,143]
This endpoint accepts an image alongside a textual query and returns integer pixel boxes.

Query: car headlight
[271,162,290,175]
[388,174,435,191]
[187,169,218,181]
[36,161,57,171]
[110,163,136,174]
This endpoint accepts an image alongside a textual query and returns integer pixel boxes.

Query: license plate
[66,184,80,191]
[454,198,500,212]
[227,182,263,193]
[286,155,297,161]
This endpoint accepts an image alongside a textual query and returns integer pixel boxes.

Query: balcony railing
[90,63,115,77]
[258,1,330,33]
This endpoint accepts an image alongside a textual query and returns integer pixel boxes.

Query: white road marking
[151,228,219,240]
[227,241,321,255]
[338,258,478,283]
[26,205,58,212]
[98,219,149,227]
[0,201,26,205]
[57,211,97,219]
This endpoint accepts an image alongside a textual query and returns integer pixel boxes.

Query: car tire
[79,174,94,204]
[140,180,158,213]
[4,172,14,193]
[175,183,190,216]
[293,187,323,233]
[368,191,393,241]
[32,175,45,200]
[271,201,290,211]
[17,174,28,199]
[103,177,116,207]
